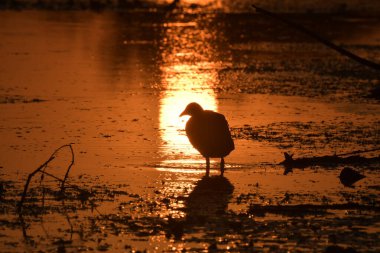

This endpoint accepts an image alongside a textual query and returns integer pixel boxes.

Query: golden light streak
[158,63,218,169]
[157,20,219,171]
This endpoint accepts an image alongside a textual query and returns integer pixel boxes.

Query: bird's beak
[180,108,190,117]
[179,110,186,117]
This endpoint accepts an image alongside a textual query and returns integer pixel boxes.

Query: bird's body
[186,110,234,158]
[180,103,234,176]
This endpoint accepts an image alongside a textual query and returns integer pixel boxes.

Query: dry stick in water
[61,144,74,191]
[251,4,380,71]
[18,144,74,212]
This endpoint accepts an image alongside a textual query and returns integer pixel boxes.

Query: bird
[180,102,234,176]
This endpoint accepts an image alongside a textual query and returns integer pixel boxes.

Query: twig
[61,144,75,192]
[18,144,74,212]
[251,4,380,71]
[18,156,54,212]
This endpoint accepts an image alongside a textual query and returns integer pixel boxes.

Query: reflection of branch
[59,194,74,241]
[18,144,74,212]
[252,4,380,71]
[19,213,31,243]
[40,215,50,239]
[65,214,74,241]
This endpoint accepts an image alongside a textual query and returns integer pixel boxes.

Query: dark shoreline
[1,0,380,17]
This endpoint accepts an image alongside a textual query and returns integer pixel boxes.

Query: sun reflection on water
[157,20,219,171]
[159,64,218,169]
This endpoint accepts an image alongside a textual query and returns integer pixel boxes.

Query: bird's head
[180,102,204,117]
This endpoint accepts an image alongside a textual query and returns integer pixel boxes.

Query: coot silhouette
[180,102,234,176]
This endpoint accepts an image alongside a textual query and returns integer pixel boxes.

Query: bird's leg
[220,157,225,176]
[206,157,210,177]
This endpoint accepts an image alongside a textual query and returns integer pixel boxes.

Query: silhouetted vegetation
[0,0,171,10]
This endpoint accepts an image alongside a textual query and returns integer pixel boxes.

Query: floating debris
[0,95,46,104]
[280,151,380,170]
[339,167,366,187]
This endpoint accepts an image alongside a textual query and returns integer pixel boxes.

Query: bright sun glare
[157,20,219,170]
[159,64,218,170]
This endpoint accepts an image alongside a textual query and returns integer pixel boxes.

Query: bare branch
[18,144,75,213]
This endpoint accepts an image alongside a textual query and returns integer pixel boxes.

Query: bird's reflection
[162,176,234,240]
[186,175,234,218]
